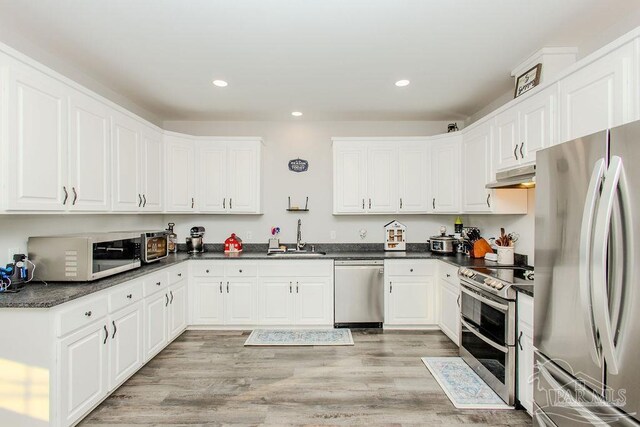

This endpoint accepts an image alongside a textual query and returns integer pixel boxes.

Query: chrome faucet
[296,218,306,251]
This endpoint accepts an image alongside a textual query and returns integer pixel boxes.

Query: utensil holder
[497,246,515,265]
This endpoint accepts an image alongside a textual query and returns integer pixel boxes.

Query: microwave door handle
[579,158,605,367]
[591,156,624,375]
[460,285,509,312]
[460,318,508,353]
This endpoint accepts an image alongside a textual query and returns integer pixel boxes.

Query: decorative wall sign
[514,63,542,98]
[288,158,309,172]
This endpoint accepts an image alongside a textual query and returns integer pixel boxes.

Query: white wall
[0,215,164,263]
[162,120,535,263]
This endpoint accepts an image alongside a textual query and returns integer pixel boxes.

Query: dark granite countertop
[0,244,532,308]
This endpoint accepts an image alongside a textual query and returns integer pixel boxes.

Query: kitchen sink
[267,250,327,257]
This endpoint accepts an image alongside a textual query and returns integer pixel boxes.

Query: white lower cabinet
[517,292,534,415]
[109,302,143,389]
[168,281,188,339]
[58,319,109,427]
[437,264,461,345]
[143,289,169,360]
[384,260,437,327]
[225,278,258,325]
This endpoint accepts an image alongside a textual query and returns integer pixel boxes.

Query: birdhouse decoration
[384,220,406,251]
[224,233,243,253]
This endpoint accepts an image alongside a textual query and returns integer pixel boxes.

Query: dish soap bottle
[454,216,463,235]
[166,222,178,253]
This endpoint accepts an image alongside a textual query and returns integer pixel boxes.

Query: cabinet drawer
[385,260,435,276]
[58,296,108,337]
[143,272,169,296]
[169,264,187,284]
[439,262,459,283]
[259,261,332,277]
[191,264,224,277]
[225,264,257,277]
[109,280,143,313]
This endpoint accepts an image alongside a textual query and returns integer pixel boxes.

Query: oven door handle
[460,284,509,312]
[460,317,509,353]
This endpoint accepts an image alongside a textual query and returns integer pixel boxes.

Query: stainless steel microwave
[28,232,143,281]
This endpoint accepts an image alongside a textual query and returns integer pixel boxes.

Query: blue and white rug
[422,357,513,409]
[245,329,354,346]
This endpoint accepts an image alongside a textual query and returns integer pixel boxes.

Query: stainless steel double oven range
[457,265,532,406]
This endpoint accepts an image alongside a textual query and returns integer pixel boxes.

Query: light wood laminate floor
[80,330,532,426]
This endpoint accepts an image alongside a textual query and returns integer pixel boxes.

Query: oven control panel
[458,267,510,295]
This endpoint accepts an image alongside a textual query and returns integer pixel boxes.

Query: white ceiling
[0,0,637,121]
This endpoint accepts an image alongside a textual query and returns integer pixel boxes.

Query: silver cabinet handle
[112,320,117,339]
[219,281,222,293]
[170,290,174,304]
[165,293,169,306]
[85,311,92,317]
[390,281,393,293]
[103,325,108,344]
[138,194,143,207]
[368,198,371,209]
[362,199,365,209]
[400,198,403,209]
[432,198,436,210]
[227,281,229,293]
[223,198,226,209]
[518,331,523,351]
[296,281,299,293]
[177,273,182,277]
[143,194,147,207]
[289,282,292,293]
[126,294,132,299]
[191,197,195,209]
[486,193,491,208]
[457,294,460,308]
[446,273,451,277]
[229,198,232,209]
[514,144,519,160]
[520,143,524,159]
[63,186,68,205]
[156,281,161,286]
[72,187,78,205]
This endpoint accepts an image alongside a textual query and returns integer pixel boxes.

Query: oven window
[93,238,141,274]
[461,325,507,384]
[460,290,506,345]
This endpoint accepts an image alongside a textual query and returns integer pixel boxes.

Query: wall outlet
[330,231,336,240]
[246,231,252,241]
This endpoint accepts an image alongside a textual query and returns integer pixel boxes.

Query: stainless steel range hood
[486,164,536,189]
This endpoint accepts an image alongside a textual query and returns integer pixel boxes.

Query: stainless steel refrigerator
[534,120,640,426]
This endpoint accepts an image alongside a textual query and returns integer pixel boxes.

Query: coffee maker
[186,226,205,253]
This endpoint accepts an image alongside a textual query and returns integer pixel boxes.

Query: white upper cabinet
[367,142,398,213]
[165,134,196,212]
[518,85,556,162]
[68,89,111,211]
[7,63,67,210]
[165,136,262,214]
[333,141,367,213]
[462,121,493,212]
[333,138,430,214]
[398,142,430,212]
[140,127,163,211]
[111,113,142,211]
[431,135,461,213]
[494,108,520,172]
[559,40,636,143]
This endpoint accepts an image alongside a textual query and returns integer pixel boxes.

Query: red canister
[224,233,243,253]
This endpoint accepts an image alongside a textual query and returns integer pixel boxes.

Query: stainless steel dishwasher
[334,260,384,328]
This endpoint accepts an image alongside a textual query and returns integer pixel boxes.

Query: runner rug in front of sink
[244,329,354,346]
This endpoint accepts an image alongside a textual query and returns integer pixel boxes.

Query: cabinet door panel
[431,137,461,213]
[112,115,141,211]
[228,142,259,213]
[165,136,195,211]
[462,124,492,212]
[8,65,67,210]
[333,143,366,213]
[58,321,108,426]
[519,86,555,163]
[367,144,397,213]
[495,109,520,171]
[110,304,143,389]
[295,278,333,325]
[141,130,163,211]
[191,279,224,325]
[144,292,168,360]
[168,283,187,340]
[438,280,460,345]
[198,142,227,212]
[387,277,435,325]
[559,41,634,142]
[258,278,294,325]
[225,279,257,325]
[398,143,429,213]
[69,90,110,211]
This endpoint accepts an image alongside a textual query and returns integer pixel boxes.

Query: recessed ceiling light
[291,111,303,117]
[212,80,228,87]
[395,79,410,87]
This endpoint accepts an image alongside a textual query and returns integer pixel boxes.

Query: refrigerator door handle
[591,155,625,375]
[578,158,605,366]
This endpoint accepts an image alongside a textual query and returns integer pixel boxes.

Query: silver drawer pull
[126,294,132,299]
[85,311,92,317]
